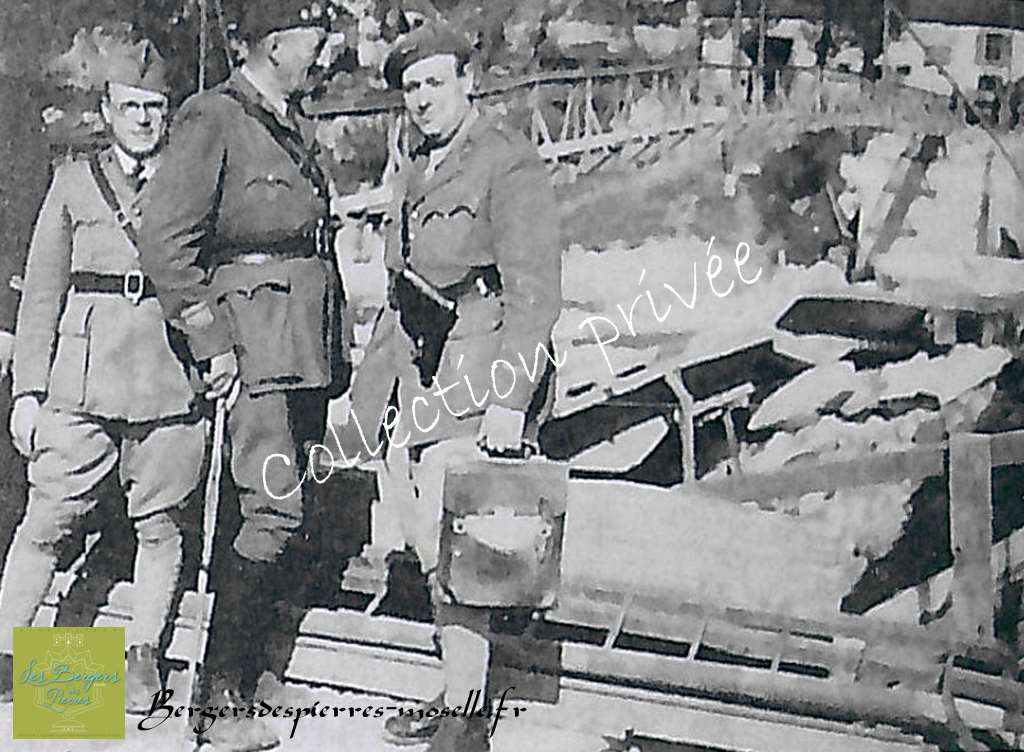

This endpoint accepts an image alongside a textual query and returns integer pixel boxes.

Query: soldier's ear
[265,32,282,66]
[99,91,113,128]
[458,65,474,98]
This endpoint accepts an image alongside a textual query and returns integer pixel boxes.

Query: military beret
[383,20,473,90]
[103,37,169,93]
[50,26,170,94]
[227,0,335,42]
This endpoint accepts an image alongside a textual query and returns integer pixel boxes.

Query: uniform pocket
[48,297,95,408]
[419,200,480,227]
[218,275,296,388]
[243,173,295,206]
[216,260,332,390]
[415,194,485,263]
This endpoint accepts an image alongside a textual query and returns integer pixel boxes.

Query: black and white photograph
[2,0,1024,749]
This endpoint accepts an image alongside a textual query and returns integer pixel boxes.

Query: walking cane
[182,396,228,727]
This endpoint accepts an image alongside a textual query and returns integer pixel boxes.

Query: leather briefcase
[437,454,568,609]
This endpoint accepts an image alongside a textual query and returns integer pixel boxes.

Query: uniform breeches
[400,437,494,703]
[0,406,205,653]
[204,387,327,693]
[401,436,538,702]
[227,387,327,563]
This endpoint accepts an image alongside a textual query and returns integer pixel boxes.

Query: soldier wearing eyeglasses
[0,37,206,712]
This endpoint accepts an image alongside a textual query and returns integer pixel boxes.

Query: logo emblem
[12,627,125,739]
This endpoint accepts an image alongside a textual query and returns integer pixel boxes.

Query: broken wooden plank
[987,429,1024,469]
[694,444,945,501]
[559,584,1006,658]
[949,434,995,641]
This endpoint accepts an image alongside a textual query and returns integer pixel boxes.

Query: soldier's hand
[478,405,526,454]
[0,331,13,380]
[10,394,40,457]
[203,351,239,405]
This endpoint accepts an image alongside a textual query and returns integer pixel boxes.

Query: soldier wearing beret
[138,3,349,749]
[341,20,562,752]
[0,35,206,712]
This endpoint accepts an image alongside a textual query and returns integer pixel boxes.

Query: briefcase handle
[477,440,538,461]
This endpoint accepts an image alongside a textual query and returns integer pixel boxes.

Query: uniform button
[313,187,321,196]
[132,207,142,217]
[409,231,416,241]
[266,173,275,182]
[411,209,419,220]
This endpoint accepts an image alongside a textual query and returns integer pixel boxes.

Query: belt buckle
[123,270,145,305]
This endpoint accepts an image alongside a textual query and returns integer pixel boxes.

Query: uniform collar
[238,65,290,120]
[111,144,157,185]
[417,107,478,176]
[409,106,484,192]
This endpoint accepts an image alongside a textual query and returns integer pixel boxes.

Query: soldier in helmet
[0,34,206,713]
[339,19,562,752]
[138,2,349,749]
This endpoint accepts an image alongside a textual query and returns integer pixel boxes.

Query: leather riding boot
[204,553,275,694]
[382,691,446,746]
[375,546,433,622]
[0,653,12,703]
[125,644,161,714]
[196,674,279,752]
[426,715,491,752]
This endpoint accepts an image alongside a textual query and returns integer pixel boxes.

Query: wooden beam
[882,0,891,78]
[689,426,1024,506]
[757,0,767,110]
[47,569,1019,723]
[694,444,945,501]
[867,525,1024,627]
[290,610,1010,734]
[988,428,1024,468]
[557,584,1010,660]
[665,370,697,482]
[290,634,933,752]
[949,434,995,641]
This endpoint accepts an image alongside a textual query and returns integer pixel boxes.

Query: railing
[312,59,995,190]
[695,428,1024,645]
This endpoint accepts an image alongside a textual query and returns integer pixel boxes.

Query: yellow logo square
[12,626,125,739]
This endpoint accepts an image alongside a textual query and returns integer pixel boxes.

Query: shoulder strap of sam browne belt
[220,87,330,201]
[88,153,140,248]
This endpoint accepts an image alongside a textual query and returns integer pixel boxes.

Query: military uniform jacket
[12,147,196,423]
[345,110,563,452]
[138,69,346,396]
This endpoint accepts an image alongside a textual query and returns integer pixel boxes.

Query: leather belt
[387,265,502,310]
[70,271,155,305]
[439,265,502,301]
[214,226,330,267]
